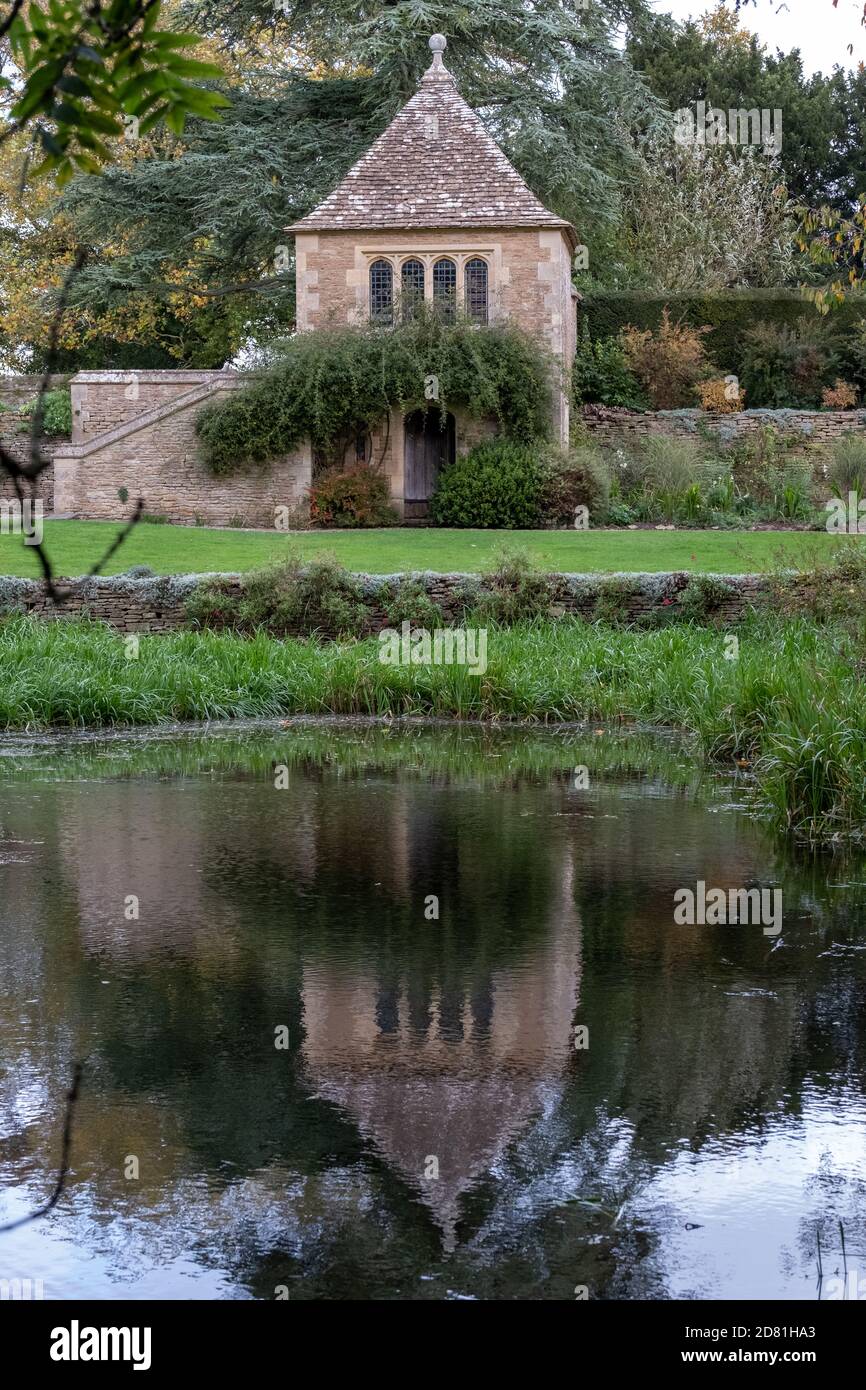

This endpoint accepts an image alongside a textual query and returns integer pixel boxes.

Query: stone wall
[0,375,67,410]
[0,429,54,507]
[1,377,63,509]
[70,371,222,443]
[54,371,312,527]
[0,569,771,635]
[581,405,866,450]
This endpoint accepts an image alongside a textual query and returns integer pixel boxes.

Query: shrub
[676,574,737,624]
[539,445,611,527]
[583,290,866,380]
[187,556,368,637]
[697,377,744,412]
[822,379,858,409]
[41,388,73,437]
[620,309,712,409]
[471,550,555,623]
[842,319,866,392]
[196,310,553,475]
[379,577,445,629]
[430,440,543,528]
[572,322,647,409]
[593,577,641,625]
[309,466,398,528]
[768,541,866,633]
[740,319,839,408]
[20,387,72,437]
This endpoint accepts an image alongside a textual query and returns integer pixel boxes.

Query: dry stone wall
[0,570,771,635]
[0,430,53,507]
[581,405,866,450]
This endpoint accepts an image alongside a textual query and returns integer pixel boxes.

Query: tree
[0,0,231,588]
[0,0,228,182]
[15,0,666,367]
[620,140,799,293]
[627,4,845,208]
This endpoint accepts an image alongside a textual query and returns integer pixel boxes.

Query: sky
[654,0,866,76]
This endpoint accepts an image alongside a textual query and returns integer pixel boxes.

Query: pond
[0,720,864,1301]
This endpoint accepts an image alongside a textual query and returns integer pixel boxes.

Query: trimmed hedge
[581,291,866,379]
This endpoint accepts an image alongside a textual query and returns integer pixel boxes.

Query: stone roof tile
[289,40,574,242]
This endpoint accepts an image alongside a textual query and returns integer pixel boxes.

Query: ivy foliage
[195,310,555,475]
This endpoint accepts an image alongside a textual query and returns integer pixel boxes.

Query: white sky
[654,0,866,76]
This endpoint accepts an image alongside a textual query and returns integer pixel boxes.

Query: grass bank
[0,519,851,577]
[0,612,863,846]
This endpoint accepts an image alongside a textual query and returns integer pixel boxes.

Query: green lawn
[0,519,853,577]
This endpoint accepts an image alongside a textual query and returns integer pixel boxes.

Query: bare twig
[87,497,145,576]
[0,1062,83,1233]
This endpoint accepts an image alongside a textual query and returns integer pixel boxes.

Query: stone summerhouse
[288,32,579,519]
[48,34,577,527]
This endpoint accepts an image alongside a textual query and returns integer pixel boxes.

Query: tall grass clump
[826,434,866,501]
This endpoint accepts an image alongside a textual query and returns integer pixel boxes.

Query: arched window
[464,258,488,324]
[401,259,425,320]
[370,259,393,324]
[433,258,457,321]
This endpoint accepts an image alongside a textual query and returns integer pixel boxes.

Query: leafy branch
[795,196,866,311]
[0,0,230,184]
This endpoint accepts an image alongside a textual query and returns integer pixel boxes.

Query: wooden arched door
[403,408,455,521]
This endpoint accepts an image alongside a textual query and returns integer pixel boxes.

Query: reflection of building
[302,850,581,1250]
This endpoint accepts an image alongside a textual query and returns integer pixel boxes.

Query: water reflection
[0,722,864,1299]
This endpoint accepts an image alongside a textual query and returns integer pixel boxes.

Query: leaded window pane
[433,258,456,321]
[370,259,393,324]
[464,258,488,324]
[401,259,425,320]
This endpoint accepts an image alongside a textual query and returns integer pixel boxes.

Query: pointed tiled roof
[288,35,575,242]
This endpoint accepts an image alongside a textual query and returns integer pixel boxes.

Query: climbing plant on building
[195,309,555,476]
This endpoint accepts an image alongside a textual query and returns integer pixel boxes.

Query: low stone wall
[0,570,771,635]
[581,405,866,450]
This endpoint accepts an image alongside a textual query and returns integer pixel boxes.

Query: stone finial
[428,33,448,71]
